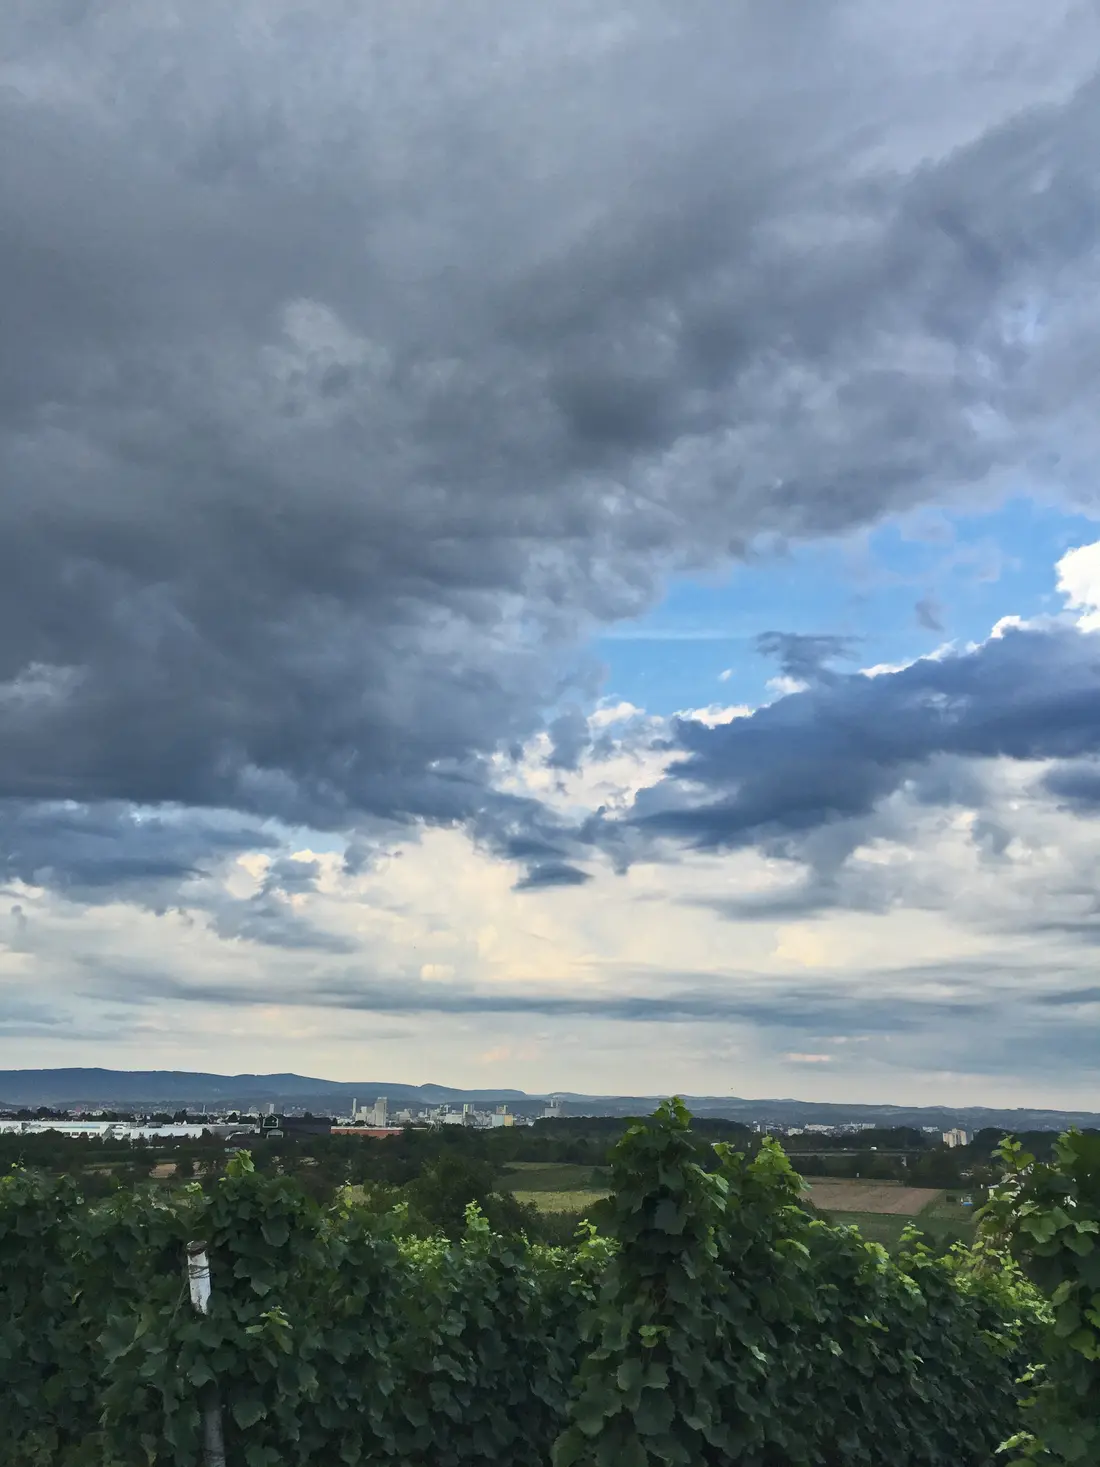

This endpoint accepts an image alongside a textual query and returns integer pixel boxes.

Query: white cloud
[765,675,808,698]
[674,703,753,727]
[861,640,958,677]
[1056,539,1100,630]
[989,615,1030,638]
[589,700,644,728]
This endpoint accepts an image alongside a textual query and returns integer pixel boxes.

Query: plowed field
[806,1182,943,1215]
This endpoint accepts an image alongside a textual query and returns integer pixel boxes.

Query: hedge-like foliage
[553,1098,1040,1467]
[0,1102,1046,1467]
[979,1130,1100,1465]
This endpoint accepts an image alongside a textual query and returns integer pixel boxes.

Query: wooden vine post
[186,1239,227,1467]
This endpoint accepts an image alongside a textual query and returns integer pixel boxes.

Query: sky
[3,1,1100,1107]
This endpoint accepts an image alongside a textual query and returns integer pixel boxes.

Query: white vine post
[186,1240,227,1467]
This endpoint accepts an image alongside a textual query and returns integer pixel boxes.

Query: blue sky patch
[594,499,1100,714]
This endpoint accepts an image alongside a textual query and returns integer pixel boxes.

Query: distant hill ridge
[0,1068,1097,1132]
[0,1068,526,1107]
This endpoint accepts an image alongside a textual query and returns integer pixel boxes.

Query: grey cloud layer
[70,954,1099,1080]
[3,2,1100,884]
[631,624,1100,848]
[81,955,996,1031]
[0,802,278,895]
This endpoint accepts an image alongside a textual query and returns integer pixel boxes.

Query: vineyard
[1,1100,1097,1467]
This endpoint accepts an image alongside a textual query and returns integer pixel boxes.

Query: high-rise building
[942,1128,969,1148]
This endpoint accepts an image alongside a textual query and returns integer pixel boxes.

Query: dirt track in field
[805,1183,943,1215]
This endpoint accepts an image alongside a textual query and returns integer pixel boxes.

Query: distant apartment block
[348,1096,389,1127]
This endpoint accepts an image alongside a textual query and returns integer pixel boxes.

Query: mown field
[503,1163,976,1248]
[825,1197,976,1249]
[503,1160,611,1215]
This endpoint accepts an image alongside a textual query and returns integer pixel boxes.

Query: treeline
[3,1112,1092,1247]
[0,1114,754,1218]
[784,1127,1091,1193]
[0,1131,226,1199]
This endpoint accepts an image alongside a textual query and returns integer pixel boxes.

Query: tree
[403,1153,537,1239]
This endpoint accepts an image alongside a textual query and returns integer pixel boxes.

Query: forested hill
[0,1069,526,1108]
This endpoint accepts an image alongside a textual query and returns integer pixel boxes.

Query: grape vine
[0,1101,1063,1467]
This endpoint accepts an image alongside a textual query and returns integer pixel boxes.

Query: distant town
[0,1093,974,1149]
[0,1093,555,1145]
[1,1068,1095,1145]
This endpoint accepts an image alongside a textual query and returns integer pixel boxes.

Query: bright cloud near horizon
[3,2,1100,1107]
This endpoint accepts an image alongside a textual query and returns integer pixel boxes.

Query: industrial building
[0,1119,229,1141]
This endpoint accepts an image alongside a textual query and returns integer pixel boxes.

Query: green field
[812,1188,975,1250]
[347,1166,977,1241]
[502,1162,610,1215]
[502,1163,976,1246]
[823,1211,915,1249]
[501,1162,611,1191]
[512,1188,610,1214]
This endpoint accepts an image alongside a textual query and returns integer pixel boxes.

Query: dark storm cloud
[1020,918,1100,946]
[1042,759,1100,810]
[629,624,1100,848]
[1036,986,1100,1007]
[3,2,1100,889]
[88,963,981,1033]
[0,994,67,1036]
[915,597,946,633]
[692,876,864,924]
[209,898,358,954]
[755,632,860,683]
[512,862,592,892]
[203,852,361,953]
[545,708,593,772]
[0,801,278,897]
[262,856,322,896]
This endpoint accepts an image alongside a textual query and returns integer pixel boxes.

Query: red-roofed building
[330,1126,403,1139]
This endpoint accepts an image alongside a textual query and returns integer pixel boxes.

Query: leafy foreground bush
[0,1101,1045,1467]
[979,1130,1100,1466]
[555,1100,1042,1467]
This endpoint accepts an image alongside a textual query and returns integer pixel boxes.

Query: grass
[501,1162,611,1216]
[821,1189,976,1252]
[909,1193,978,1248]
[344,1161,976,1248]
[824,1211,915,1249]
[513,1188,610,1214]
[503,1164,977,1251]
[501,1163,610,1193]
[922,1192,977,1224]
